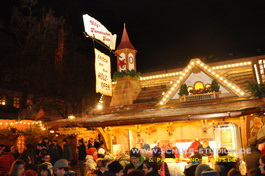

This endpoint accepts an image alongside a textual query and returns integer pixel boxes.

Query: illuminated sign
[83,14,117,50]
[95,49,112,96]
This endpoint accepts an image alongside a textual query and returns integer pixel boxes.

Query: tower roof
[116,24,135,50]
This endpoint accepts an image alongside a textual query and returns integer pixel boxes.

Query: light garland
[158,59,248,106]
[97,94,104,110]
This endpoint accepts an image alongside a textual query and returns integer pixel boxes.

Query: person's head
[250,167,262,176]
[43,137,48,143]
[190,153,202,164]
[4,146,11,153]
[11,145,18,153]
[201,168,219,176]
[227,168,242,176]
[37,143,44,150]
[99,159,112,172]
[9,159,26,176]
[130,148,141,166]
[107,161,124,176]
[259,155,265,174]
[127,169,145,176]
[78,139,84,146]
[52,140,58,145]
[218,147,229,156]
[195,164,210,176]
[248,137,257,147]
[143,159,159,175]
[23,170,37,176]
[151,146,162,157]
[202,140,209,148]
[38,162,53,176]
[62,139,67,144]
[42,153,51,163]
[87,147,97,156]
[53,159,69,176]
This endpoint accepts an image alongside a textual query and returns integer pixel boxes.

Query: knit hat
[130,148,141,158]
[98,148,106,155]
[54,159,68,169]
[201,169,219,176]
[87,147,97,155]
[195,164,210,176]
[108,161,123,174]
[39,162,53,175]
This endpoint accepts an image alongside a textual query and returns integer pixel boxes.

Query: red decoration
[118,59,126,69]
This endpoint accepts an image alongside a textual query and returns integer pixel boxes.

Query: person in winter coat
[77,139,86,176]
[115,151,130,169]
[142,159,160,176]
[215,147,238,176]
[151,147,170,176]
[245,137,262,175]
[86,147,98,172]
[184,153,202,176]
[8,159,26,176]
[62,139,73,163]
[124,148,144,175]
[103,161,124,176]
[0,146,15,175]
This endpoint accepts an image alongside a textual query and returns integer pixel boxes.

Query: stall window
[259,59,265,81]
[14,97,20,108]
[194,81,204,90]
[205,84,211,89]
[188,86,193,94]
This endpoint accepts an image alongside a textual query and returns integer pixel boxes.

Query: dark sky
[2,1,265,73]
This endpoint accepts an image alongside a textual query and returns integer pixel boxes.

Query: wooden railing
[180,91,220,102]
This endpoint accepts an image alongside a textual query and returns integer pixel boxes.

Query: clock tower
[115,24,137,72]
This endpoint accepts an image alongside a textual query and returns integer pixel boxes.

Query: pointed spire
[116,23,135,50]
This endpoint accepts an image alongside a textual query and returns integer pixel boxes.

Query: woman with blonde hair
[8,159,26,176]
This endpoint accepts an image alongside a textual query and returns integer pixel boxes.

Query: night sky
[2,0,265,73]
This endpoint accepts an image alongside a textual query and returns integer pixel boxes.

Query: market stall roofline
[47,98,265,128]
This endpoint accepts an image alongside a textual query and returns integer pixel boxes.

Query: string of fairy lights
[0,120,46,131]
[158,59,250,105]
[97,60,252,110]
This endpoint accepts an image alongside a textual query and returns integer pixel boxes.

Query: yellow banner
[95,49,112,96]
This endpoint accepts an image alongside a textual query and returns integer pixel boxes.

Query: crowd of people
[1,136,265,176]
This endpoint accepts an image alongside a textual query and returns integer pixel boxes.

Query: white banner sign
[95,49,112,96]
[83,14,117,50]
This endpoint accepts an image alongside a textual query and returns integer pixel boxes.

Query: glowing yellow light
[228,83,231,86]
[235,64,239,66]
[248,61,251,64]
[224,80,227,83]
[182,73,186,76]
[10,123,13,125]
[200,63,204,67]
[171,87,175,90]
[6,123,8,125]
[224,65,227,68]
[204,66,208,69]
[97,104,103,110]
[177,80,180,83]
[0,123,2,125]
[220,77,223,80]
[216,75,219,78]
[160,102,163,105]
[49,130,55,133]
[236,89,240,92]
[168,91,172,94]
[212,67,215,70]
[191,62,195,65]
[173,84,177,87]
[244,62,248,65]
[166,95,169,98]
[228,65,231,67]
[232,64,235,67]
[163,98,166,101]
[240,92,245,95]
[239,63,243,66]
[196,60,200,64]
[212,72,215,75]
[208,69,212,72]
[68,115,76,119]
[185,69,188,72]
[232,86,236,89]
[188,65,191,69]
[166,74,169,76]
[162,92,165,95]
[180,77,183,80]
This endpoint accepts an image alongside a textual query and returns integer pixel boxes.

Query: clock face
[128,53,135,70]
[129,55,134,64]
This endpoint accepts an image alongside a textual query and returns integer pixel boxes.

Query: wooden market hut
[48,26,265,173]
